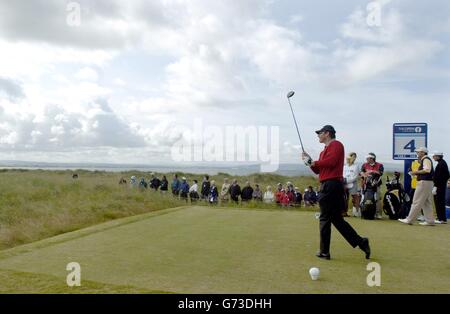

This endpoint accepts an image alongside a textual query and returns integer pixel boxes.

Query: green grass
[0,169,319,250]
[0,206,448,294]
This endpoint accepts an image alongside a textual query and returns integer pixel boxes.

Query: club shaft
[287,98,305,152]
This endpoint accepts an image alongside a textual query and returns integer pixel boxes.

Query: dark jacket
[304,191,317,203]
[150,177,161,190]
[160,178,168,191]
[434,159,450,187]
[241,186,254,201]
[230,184,241,201]
[201,181,211,197]
[180,181,190,195]
[294,191,303,204]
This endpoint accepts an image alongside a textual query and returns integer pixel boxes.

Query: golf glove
[432,186,437,195]
[303,156,312,166]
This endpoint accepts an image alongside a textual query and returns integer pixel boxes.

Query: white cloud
[0,0,448,165]
[75,67,99,82]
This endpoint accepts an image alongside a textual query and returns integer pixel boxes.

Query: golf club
[286,91,306,153]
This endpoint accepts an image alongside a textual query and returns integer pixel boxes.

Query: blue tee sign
[393,123,428,160]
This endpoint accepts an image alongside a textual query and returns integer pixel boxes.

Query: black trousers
[319,180,363,254]
[434,185,447,222]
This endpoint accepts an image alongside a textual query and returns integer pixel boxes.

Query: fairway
[0,206,449,294]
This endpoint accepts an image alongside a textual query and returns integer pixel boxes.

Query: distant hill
[0,160,404,176]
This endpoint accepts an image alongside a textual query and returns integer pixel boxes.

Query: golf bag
[360,173,381,220]
[383,172,411,220]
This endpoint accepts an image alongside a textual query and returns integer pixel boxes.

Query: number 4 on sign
[404,140,416,152]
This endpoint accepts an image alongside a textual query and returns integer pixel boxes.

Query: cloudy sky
[0,0,448,167]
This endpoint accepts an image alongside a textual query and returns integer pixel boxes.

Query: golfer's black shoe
[359,238,371,259]
[316,252,331,260]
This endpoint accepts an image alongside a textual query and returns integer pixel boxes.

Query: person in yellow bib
[399,147,435,226]
[409,158,425,221]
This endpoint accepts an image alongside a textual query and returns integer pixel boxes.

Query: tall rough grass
[0,169,319,250]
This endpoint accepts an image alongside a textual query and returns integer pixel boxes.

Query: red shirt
[310,140,345,182]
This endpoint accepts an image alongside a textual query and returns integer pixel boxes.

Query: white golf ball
[309,267,320,280]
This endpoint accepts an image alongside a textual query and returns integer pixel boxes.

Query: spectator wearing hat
[399,147,435,226]
[432,151,449,224]
[360,152,384,219]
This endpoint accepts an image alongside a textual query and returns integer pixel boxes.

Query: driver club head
[287,91,295,99]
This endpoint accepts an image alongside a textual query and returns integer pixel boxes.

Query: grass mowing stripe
[0,268,174,294]
[0,206,189,260]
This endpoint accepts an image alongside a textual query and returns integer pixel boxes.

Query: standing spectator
[171,174,181,196]
[293,187,303,207]
[221,178,231,203]
[360,153,384,219]
[241,181,254,202]
[209,180,219,204]
[264,186,274,203]
[253,184,263,202]
[179,177,190,202]
[150,173,161,191]
[160,175,169,192]
[189,179,199,202]
[201,175,211,201]
[344,152,361,217]
[432,151,449,224]
[275,183,283,205]
[408,158,423,221]
[130,176,137,188]
[230,179,241,203]
[304,186,318,206]
[399,147,435,226]
[139,177,148,190]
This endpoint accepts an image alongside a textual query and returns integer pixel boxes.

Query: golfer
[302,125,371,260]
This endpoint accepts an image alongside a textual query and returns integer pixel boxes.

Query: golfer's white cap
[182,177,186,180]
[432,151,444,156]
[415,147,428,153]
